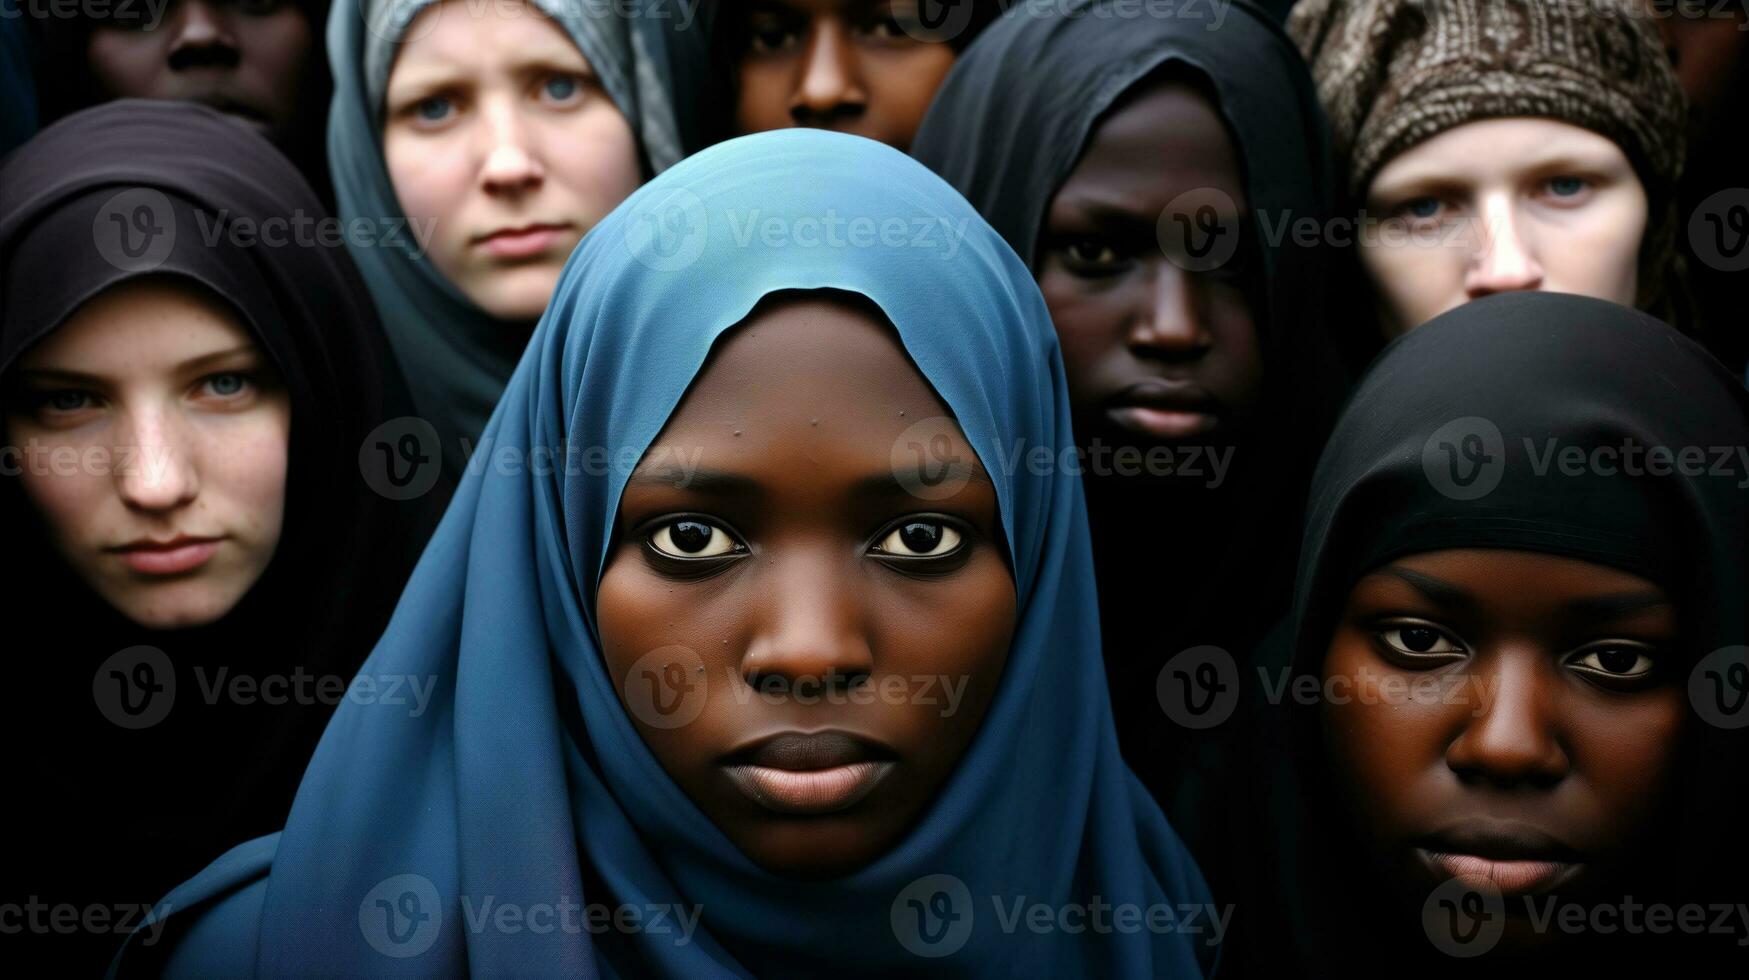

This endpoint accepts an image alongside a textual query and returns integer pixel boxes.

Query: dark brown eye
[874,520,962,558]
[1569,644,1656,679]
[650,520,740,558]
[1376,624,1463,658]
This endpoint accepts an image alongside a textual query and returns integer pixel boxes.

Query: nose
[740,545,874,695]
[789,20,867,129]
[168,1,241,70]
[114,406,200,515]
[1445,653,1569,789]
[1464,195,1545,299]
[477,102,545,197]
[1128,262,1212,361]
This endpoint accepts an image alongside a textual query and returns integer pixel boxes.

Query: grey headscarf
[331,0,683,476]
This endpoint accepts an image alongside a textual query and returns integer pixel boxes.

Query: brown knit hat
[1289,0,1687,315]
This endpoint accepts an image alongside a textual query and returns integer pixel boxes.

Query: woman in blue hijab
[115,131,1218,977]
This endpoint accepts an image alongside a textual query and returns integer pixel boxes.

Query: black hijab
[0,100,441,972]
[1249,292,1749,973]
[910,0,1350,821]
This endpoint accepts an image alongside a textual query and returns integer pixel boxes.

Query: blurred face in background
[86,0,315,142]
[1360,118,1648,338]
[3,278,291,630]
[1036,79,1264,453]
[382,0,642,321]
[733,0,958,151]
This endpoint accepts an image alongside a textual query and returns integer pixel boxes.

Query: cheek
[736,61,795,131]
[1566,689,1686,830]
[87,32,164,96]
[202,404,291,547]
[866,556,1016,700]
[541,106,643,212]
[1039,269,1124,400]
[862,48,955,124]
[236,16,314,100]
[1321,635,1450,837]
[14,452,110,552]
[1360,241,1458,327]
[1550,191,1647,304]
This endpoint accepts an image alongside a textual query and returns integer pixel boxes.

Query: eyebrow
[14,346,257,385]
[856,461,994,499]
[1382,567,1670,620]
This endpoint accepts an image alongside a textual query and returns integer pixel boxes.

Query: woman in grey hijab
[331,0,684,476]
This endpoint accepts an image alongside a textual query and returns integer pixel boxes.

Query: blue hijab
[116,131,1215,979]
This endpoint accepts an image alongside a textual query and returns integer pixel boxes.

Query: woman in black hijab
[1243,291,1749,974]
[909,0,1350,841]
[0,100,441,972]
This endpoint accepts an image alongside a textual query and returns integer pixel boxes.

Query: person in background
[705,0,1002,151]
[1291,0,1688,360]
[911,0,1349,867]
[329,0,682,478]
[0,100,439,974]
[1646,0,1749,375]
[33,0,333,203]
[1,0,38,156]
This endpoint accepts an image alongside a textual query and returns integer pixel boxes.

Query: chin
[469,270,564,322]
[108,585,241,632]
[734,820,898,880]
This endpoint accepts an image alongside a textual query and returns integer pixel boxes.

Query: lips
[1416,822,1586,896]
[107,536,224,576]
[473,223,574,260]
[1105,378,1220,440]
[721,730,897,816]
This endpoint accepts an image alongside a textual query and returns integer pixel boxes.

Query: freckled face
[3,277,290,630]
[595,296,1016,878]
[1362,119,1648,338]
[1322,549,1685,948]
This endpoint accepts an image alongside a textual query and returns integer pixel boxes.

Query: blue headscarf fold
[118,130,1215,979]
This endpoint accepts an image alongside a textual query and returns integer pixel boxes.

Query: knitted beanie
[1289,0,1687,315]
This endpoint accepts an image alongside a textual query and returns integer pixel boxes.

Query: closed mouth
[720,730,898,816]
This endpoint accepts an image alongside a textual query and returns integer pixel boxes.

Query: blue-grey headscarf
[115,131,1215,978]
[329,0,684,475]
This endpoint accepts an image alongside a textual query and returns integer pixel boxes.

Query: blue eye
[543,75,579,102]
[416,97,451,122]
[1405,198,1442,220]
[1547,176,1587,197]
[45,390,92,412]
[203,373,249,397]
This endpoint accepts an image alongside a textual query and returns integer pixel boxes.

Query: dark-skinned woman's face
[86,0,313,143]
[734,0,957,151]
[1037,79,1263,451]
[1322,549,1686,950]
[595,297,1016,878]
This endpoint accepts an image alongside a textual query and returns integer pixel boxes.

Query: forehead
[1054,78,1246,209]
[19,278,252,371]
[394,0,581,70]
[655,297,951,448]
[1370,118,1630,188]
